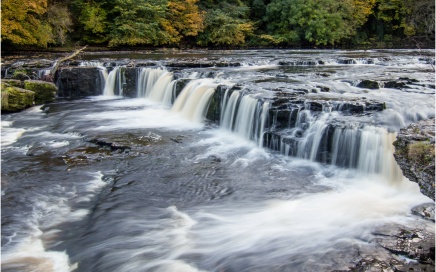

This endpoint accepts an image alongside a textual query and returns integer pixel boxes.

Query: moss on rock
[394,118,435,201]
[24,80,57,105]
[1,83,35,112]
[1,79,23,88]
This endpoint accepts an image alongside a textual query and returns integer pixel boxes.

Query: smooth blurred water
[1,49,434,272]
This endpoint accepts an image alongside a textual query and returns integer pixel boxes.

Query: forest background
[1,0,435,51]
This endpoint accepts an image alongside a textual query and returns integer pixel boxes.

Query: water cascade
[220,91,404,179]
[220,90,270,146]
[172,79,218,123]
[98,67,108,93]
[2,50,434,272]
[146,72,176,105]
[137,68,166,96]
[103,67,124,96]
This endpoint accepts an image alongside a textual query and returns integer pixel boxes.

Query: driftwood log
[49,45,88,80]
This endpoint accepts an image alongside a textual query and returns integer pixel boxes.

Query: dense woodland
[1,0,435,50]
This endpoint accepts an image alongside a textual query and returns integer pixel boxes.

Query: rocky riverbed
[1,49,435,271]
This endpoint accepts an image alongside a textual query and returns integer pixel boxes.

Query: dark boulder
[357,80,380,89]
[56,67,102,98]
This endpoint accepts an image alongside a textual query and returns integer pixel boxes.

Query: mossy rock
[1,79,23,88]
[24,80,57,105]
[11,69,31,81]
[1,83,35,112]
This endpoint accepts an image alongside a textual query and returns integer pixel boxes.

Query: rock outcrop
[1,83,35,112]
[394,118,435,201]
[1,79,58,112]
[23,80,56,104]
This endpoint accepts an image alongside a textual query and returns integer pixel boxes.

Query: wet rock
[57,67,102,97]
[384,81,407,89]
[357,80,380,89]
[307,101,323,111]
[399,77,419,83]
[88,138,130,153]
[412,203,435,222]
[337,102,365,113]
[371,223,435,269]
[122,68,137,98]
[394,117,435,201]
[365,101,386,111]
[317,86,330,92]
[206,85,225,123]
[23,80,57,104]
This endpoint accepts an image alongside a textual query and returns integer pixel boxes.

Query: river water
[1,49,435,271]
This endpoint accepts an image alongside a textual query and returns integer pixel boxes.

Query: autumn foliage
[1,0,434,48]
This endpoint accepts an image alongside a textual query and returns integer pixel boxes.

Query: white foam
[1,172,108,272]
[1,121,26,146]
[81,105,204,131]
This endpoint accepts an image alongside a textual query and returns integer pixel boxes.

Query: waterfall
[37,69,51,80]
[137,68,167,98]
[263,107,404,179]
[147,72,176,106]
[217,92,403,179]
[98,67,108,93]
[171,79,217,123]
[103,67,123,96]
[220,91,270,146]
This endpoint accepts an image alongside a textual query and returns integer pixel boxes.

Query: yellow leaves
[351,0,376,26]
[167,0,205,38]
[1,0,50,47]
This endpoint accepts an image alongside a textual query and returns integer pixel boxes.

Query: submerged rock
[394,118,435,201]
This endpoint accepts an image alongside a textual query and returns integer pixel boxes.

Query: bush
[408,141,435,165]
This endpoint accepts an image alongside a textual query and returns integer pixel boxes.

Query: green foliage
[108,0,171,46]
[197,2,254,46]
[265,0,363,46]
[1,0,434,48]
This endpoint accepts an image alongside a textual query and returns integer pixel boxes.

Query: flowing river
[1,49,435,271]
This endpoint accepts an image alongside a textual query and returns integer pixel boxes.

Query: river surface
[1,49,435,271]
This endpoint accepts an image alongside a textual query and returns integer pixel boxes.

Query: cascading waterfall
[103,67,123,96]
[171,79,218,123]
[147,72,176,105]
[220,91,403,180]
[220,91,270,147]
[98,67,108,93]
[137,68,166,96]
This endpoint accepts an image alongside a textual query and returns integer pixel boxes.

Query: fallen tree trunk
[49,45,88,80]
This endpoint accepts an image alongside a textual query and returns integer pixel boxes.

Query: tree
[1,0,52,47]
[108,0,172,46]
[265,0,363,46]
[46,2,74,45]
[164,0,205,44]
[197,1,254,46]
[72,0,113,44]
